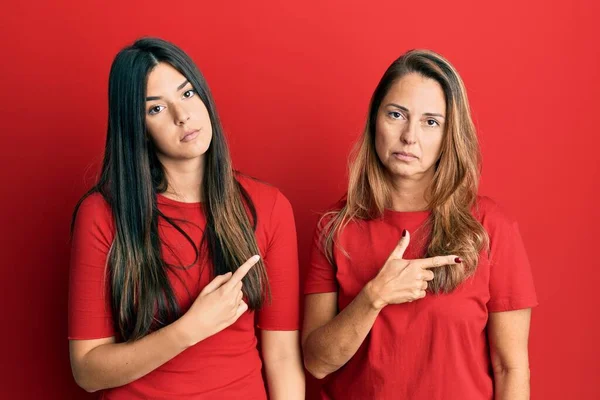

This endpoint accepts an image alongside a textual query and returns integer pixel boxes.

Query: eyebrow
[146,80,190,101]
[385,103,445,119]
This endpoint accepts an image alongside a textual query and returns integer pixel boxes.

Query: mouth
[180,129,200,142]
[393,151,419,161]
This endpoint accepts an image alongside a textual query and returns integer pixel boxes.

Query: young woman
[302,50,537,399]
[68,38,304,399]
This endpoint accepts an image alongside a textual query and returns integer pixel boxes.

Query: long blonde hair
[322,49,488,293]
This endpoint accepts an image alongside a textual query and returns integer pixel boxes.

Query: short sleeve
[304,214,338,294]
[68,194,116,339]
[482,199,538,312]
[256,191,300,330]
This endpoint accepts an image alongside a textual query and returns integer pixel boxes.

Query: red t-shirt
[304,196,537,400]
[69,176,300,399]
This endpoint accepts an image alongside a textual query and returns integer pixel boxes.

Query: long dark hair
[72,37,268,341]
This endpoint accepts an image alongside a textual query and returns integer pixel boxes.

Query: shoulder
[474,196,513,219]
[73,192,114,232]
[473,195,519,237]
[313,197,347,236]
[237,173,280,200]
[76,192,112,220]
[236,173,292,217]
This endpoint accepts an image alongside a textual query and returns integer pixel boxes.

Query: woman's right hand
[177,255,261,346]
[364,231,461,310]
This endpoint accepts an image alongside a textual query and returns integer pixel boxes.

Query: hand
[178,255,260,346]
[364,230,461,310]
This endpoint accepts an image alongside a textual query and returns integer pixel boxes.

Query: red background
[1,1,598,398]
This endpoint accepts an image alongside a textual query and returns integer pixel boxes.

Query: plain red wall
[1,1,598,398]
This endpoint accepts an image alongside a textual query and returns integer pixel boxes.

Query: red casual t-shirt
[304,196,537,400]
[68,176,300,399]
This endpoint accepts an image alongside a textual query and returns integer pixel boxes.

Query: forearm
[264,353,305,400]
[494,366,530,400]
[303,287,381,379]
[73,319,192,392]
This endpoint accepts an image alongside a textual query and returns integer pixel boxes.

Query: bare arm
[489,308,533,400]
[70,257,259,392]
[302,289,382,379]
[70,320,191,392]
[261,330,305,399]
[302,231,458,379]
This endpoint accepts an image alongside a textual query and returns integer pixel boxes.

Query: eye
[388,111,404,120]
[425,118,440,127]
[148,105,165,115]
[183,89,196,99]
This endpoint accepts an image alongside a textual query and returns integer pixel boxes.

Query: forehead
[146,62,187,93]
[383,73,446,113]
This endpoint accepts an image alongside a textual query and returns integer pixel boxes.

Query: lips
[393,151,419,160]
[180,129,200,142]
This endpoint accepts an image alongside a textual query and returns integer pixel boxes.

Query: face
[375,73,446,184]
[145,62,212,163]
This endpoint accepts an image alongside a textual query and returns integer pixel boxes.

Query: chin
[387,163,413,177]
[393,172,415,180]
[184,149,210,160]
[390,165,436,183]
[185,140,211,157]
[173,145,210,161]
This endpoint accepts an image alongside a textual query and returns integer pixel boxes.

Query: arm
[488,308,533,400]
[255,190,304,394]
[70,320,191,392]
[302,230,457,379]
[302,289,382,379]
[482,200,537,399]
[70,258,258,392]
[261,330,305,399]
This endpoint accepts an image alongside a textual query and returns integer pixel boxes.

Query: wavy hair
[322,49,488,293]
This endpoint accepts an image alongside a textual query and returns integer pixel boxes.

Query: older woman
[302,50,537,400]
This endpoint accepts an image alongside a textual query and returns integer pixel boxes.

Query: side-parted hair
[322,49,488,293]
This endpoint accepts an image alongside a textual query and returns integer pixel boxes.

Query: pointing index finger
[226,255,260,289]
[414,255,461,269]
[386,229,410,262]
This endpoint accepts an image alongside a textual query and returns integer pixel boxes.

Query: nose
[173,104,190,126]
[400,119,418,145]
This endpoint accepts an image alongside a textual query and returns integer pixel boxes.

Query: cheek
[374,130,385,159]
[145,117,173,152]
[374,131,391,167]
[421,131,444,163]
[374,120,394,160]
[193,98,211,122]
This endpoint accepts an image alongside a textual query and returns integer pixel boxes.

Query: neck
[388,173,433,212]
[158,156,205,203]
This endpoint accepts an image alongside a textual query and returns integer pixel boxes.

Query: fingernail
[252,255,261,262]
[402,229,407,237]
[454,257,462,263]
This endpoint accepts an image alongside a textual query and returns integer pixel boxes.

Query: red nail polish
[454,257,462,263]
[402,229,407,237]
